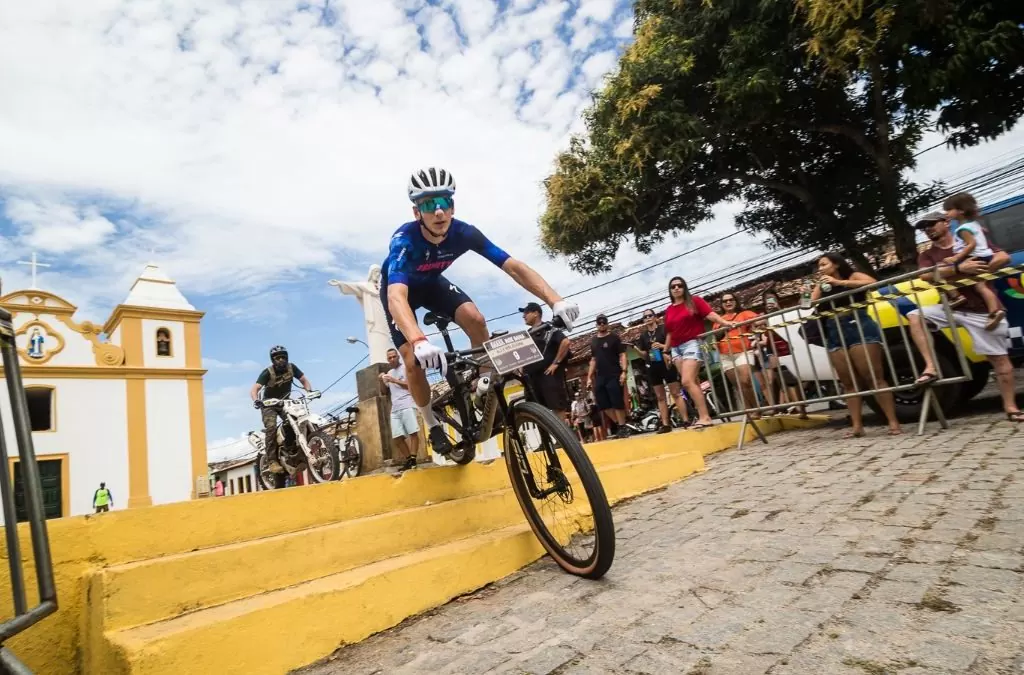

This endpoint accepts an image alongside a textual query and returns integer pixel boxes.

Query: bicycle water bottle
[474,376,491,410]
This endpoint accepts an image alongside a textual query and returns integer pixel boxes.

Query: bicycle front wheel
[504,402,615,579]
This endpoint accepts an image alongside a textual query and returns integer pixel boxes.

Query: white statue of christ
[329,265,392,365]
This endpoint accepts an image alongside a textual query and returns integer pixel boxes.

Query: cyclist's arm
[299,375,312,391]
[501,258,562,307]
[249,383,262,401]
[387,283,425,344]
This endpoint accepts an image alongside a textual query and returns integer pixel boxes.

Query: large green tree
[540,0,1024,273]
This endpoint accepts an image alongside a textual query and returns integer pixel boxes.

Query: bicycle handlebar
[443,316,567,361]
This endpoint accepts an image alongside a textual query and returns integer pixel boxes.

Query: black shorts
[380,274,472,348]
[528,374,570,413]
[647,360,678,386]
[593,374,624,411]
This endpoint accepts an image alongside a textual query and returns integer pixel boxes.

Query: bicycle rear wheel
[504,402,615,579]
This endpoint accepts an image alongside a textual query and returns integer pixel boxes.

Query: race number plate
[482,330,544,375]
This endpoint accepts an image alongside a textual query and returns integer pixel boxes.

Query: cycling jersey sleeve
[385,232,413,286]
[464,223,511,268]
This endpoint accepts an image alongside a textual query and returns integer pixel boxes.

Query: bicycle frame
[431,315,567,501]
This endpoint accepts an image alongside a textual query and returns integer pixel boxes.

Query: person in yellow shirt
[93,482,113,513]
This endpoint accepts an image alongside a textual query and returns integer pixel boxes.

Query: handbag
[797,310,826,348]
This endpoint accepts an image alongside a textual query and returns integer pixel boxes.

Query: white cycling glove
[413,339,447,377]
[551,300,580,331]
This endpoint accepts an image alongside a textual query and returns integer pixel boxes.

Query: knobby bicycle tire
[504,402,615,579]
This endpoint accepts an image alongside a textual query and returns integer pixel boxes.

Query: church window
[26,387,54,432]
[156,328,172,357]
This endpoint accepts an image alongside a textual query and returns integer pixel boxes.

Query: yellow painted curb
[104,524,546,675]
[0,417,825,674]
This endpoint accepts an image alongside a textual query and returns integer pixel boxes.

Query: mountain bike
[424,311,615,579]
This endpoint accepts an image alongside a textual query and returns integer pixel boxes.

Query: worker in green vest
[93,482,112,513]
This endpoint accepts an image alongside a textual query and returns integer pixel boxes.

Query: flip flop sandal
[1007,411,1024,423]
[914,372,938,386]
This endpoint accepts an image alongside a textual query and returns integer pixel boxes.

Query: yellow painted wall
[0,416,823,674]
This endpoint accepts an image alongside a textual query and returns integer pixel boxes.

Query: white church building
[0,262,208,522]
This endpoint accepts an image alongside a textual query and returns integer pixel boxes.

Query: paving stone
[298,413,1024,675]
[906,542,958,564]
[906,634,979,670]
[832,554,889,574]
[948,565,1022,593]
[872,579,930,605]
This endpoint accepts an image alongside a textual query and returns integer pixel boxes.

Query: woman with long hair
[663,276,734,429]
[635,309,689,432]
[812,253,901,437]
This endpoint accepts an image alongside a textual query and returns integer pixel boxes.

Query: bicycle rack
[0,305,58,674]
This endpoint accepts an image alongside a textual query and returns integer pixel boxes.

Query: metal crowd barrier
[0,306,58,674]
[691,262,1006,450]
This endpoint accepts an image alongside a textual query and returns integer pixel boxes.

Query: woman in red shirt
[663,276,734,428]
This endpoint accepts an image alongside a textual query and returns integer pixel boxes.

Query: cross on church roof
[17,252,51,290]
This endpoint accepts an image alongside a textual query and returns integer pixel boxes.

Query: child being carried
[941,191,1006,331]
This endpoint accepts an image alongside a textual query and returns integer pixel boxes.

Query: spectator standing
[758,292,807,417]
[812,253,902,437]
[586,314,630,439]
[635,309,689,433]
[907,212,1022,422]
[663,276,734,429]
[716,294,762,418]
[587,389,606,441]
[93,482,112,513]
[571,392,593,442]
[380,348,420,471]
[520,302,572,423]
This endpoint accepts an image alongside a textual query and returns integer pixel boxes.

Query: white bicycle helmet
[407,167,456,201]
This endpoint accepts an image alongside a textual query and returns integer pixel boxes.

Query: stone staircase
[8,417,823,675]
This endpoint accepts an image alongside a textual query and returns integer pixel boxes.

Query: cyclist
[381,166,580,456]
[250,345,314,473]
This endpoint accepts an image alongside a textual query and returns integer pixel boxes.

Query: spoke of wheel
[514,421,597,564]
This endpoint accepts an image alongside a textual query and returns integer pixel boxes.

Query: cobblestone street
[299,412,1024,675]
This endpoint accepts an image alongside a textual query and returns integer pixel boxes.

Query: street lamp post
[346,336,368,348]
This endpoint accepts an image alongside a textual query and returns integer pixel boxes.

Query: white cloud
[576,0,617,23]
[4,199,117,254]
[0,0,631,307]
[203,357,263,371]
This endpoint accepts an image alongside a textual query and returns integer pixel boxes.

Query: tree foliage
[540,0,1024,274]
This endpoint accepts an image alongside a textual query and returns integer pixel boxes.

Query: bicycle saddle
[345,406,360,415]
[489,330,509,339]
[424,311,453,327]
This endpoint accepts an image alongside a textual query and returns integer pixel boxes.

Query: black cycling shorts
[647,360,679,387]
[381,274,473,348]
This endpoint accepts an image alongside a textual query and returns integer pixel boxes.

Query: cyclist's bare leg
[398,341,432,407]
[454,302,494,378]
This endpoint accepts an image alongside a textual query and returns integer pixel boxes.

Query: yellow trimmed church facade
[0,263,208,522]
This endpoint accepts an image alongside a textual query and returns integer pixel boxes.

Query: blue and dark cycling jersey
[382,218,511,287]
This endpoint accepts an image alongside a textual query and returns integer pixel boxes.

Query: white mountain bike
[250,390,339,490]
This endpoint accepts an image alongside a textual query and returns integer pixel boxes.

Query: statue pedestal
[355,396,391,472]
[356,363,388,400]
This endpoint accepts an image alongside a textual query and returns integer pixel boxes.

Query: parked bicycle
[324,405,363,479]
[425,310,615,580]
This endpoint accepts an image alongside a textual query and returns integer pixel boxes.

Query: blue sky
[2,0,1023,461]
